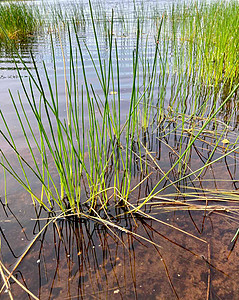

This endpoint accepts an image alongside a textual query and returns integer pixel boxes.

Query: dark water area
[1,193,239,299]
[0,0,239,299]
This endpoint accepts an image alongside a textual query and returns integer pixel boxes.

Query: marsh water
[1,0,239,299]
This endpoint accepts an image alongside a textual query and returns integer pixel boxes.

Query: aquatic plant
[167,0,239,86]
[1,2,239,300]
[0,0,239,221]
[0,2,41,40]
[0,7,140,213]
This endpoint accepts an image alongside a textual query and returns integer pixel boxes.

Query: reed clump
[0,2,41,40]
[167,1,239,87]
[0,1,239,219]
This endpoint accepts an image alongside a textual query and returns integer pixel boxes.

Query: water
[0,0,239,299]
[1,125,239,298]
[1,192,239,299]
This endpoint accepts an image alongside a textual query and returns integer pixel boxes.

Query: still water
[0,0,239,299]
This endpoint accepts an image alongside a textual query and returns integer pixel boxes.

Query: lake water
[0,0,239,299]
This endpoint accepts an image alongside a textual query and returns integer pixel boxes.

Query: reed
[167,0,239,86]
[0,0,239,219]
[0,8,142,213]
[0,2,41,40]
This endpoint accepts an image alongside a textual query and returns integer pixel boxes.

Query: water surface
[0,0,239,299]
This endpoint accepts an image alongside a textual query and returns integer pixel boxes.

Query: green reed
[167,0,239,87]
[0,7,141,213]
[0,0,239,217]
[0,2,41,40]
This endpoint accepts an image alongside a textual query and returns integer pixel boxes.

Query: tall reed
[0,2,41,40]
[0,0,239,218]
[167,1,239,87]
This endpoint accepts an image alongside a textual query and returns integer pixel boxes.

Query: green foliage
[0,2,41,40]
[167,1,239,86]
[0,0,239,217]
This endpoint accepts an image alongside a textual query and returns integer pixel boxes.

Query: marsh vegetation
[0,0,239,299]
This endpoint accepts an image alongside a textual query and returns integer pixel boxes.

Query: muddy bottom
[1,196,239,300]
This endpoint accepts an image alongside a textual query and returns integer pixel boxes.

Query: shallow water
[1,189,239,299]
[1,124,239,299]
[0,0,239,299]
